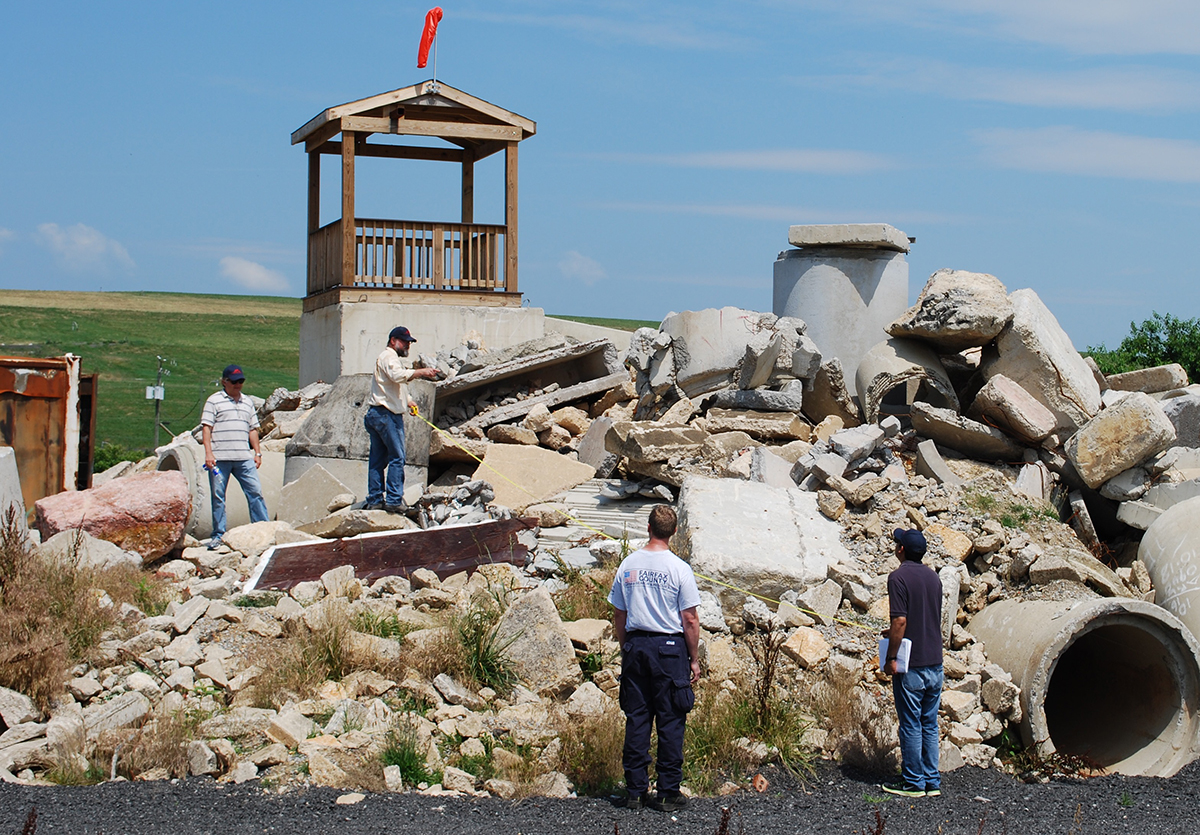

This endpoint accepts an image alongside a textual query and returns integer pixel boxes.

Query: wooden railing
[307,218,508,296]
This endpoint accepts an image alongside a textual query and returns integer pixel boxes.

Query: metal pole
[154,356,163,448]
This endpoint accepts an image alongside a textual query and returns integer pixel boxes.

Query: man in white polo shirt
[609,505,701,812]
[201,364,268,549]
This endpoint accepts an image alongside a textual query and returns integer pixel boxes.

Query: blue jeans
[209,458,269,542]
[893,664,943,790]
[364,405,406,506]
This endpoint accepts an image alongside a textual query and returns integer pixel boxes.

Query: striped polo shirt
[201,390,259,461]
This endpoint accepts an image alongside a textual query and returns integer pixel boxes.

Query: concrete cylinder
[157,442,285,539]
[773,247,908,396]
[1139,495,1200,642]
[971,598,1200,776]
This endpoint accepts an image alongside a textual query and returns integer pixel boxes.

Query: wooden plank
[307,152,320,234]
[431,84,537,134]
[505,142,519,294]
[341,132,356,286]
[432,225,445,290]
[248,517,538,591]
[461,147,474,224]
[316,141,463,163]
[342,116,522,142]
[301,119,343,153]
[305,286,525,310]
[471,140,508,162]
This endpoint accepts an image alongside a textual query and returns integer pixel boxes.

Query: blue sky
[3,1,1200,350]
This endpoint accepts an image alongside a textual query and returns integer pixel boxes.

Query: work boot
[362,502,384,511]
[615,790,650,810]
[384,502,408,515]
[651,791,688,812]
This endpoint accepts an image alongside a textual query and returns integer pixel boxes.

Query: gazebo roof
[292,80,536,157]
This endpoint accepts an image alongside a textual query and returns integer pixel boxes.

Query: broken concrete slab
[577,417,619,478]
[487,424,540,445]
[1068,492,1101,552]
[659,308,783,397]
[1065,392,1176,489]
[463,371,630,433]
[1014,462,1052,503]
[0,448,25,532]
[803,359,862,427]
[982,289,1101,434]
[1107,363,1188,394]
[674,476,848,611]
[37,529,142,572]
[429,432,490,464]
[967,374,1056,444]
[1100,467,1151,502]
[910,402,1025,462]
[1160,393,1200,449]
[457,334,570,375]
[605,421,707,463]
[472,444,595,512]
[297,507,418,538]
[277,464,354,528]
[829,424,884,464]
[748,447,796,489]
[787,223,911,252]
[915,439,963,487]
[887,269,1014,351]
[855,338,959,425]
[708,388,804,413]
[702,408,811,441]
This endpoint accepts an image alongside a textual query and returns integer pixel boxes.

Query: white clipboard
[878,637,912,673]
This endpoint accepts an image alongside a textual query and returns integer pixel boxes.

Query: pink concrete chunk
[35,471,191,560]
[968,374,1057,443]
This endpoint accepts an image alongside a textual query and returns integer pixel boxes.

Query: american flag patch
[623,569,637,584]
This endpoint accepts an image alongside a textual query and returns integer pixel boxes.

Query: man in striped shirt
[201,364,268,549]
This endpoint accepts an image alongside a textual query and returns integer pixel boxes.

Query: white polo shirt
[201,390,259,461]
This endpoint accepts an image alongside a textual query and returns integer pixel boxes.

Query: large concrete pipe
[157,441,285,539]
[971,598,1200,776]
[1139,495,1200,642]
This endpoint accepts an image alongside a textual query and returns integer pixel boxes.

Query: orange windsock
[417,7,443,69]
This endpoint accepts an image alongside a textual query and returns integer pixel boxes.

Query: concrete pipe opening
[971,598,1200,777]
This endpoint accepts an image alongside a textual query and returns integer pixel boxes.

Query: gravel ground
[5,760,1200,835]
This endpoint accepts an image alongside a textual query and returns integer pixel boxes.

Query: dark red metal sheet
[250,517,539,591]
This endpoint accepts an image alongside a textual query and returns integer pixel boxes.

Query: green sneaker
[882,782,926,798]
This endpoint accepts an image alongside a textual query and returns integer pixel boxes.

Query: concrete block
[674,477,847,610]
[798,579,843,625]
[277,464,354,528]
[472,444,595,513]
[787,223,911,252]
[1100,467,1150,502]
[577,417,618,478]
[0,448,25,532]
[660,308,781,397]
[1160,393,1200,448]
[708,388,804,413]
[781,626,830,668]
[83,692,151,736]
[888,269,1013,351]
[268,709,316,749]
[982,288,1101,434]
[1068,492,1101,551]
[748,447,795,489]
[1028,551,1081,585]
[855,338,959,425]
[802,359,862,426]
[1013,462,1052,503]
[915,439,962,486]
[495,587,582,698]
[487,424,539,445]
[1107,363,1188,394]
[829,424,884,463]
[1065,392,1176,489]
[703,408,811,441]
[910,402,1025,462]
[967,374,1056,443]
[605,421,707,463]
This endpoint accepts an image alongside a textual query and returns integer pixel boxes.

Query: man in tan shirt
[364,326,439,512]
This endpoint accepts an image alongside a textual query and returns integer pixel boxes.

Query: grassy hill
[0,291,648,461]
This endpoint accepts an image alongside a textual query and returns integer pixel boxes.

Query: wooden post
[341,129,356,286]
[505,141,518,293]
[461,146,475,224]
[307,152,321,233]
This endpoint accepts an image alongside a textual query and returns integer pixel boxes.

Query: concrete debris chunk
[1159,393,1200,449]
[915,439,963,486]
[1107,363,1188,394]
[702,408,811,441]
[888,269,1014,351]
[472,444,595,512]
[829,424,884,464]
[855,338,959,425]
[804,359,862,427]
[967,375,1057,444]
[787,222,911,252]
[983,288,1101,434]
[1065,392,1176,489]
[910,402,1025,462]
[605,421,707,463]
[494,587,582,698]
[708,388,804,413]
[277,464,354,528]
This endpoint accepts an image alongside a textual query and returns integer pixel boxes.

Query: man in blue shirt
[608,505,701,812]
[883,528,944,798]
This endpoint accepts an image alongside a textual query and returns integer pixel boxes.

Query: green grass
[0,292,301,455]
[548,314,660,331]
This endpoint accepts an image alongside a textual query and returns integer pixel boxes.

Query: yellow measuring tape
[411,408,876,632]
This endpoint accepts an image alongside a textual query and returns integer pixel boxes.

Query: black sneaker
[651,792,688,812]
[362,502,384,510]
[881,782,926,798]
[925,787,941,797]
[616,790,650,809]
[384,502,408,514]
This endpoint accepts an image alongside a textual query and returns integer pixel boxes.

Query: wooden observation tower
[293,80,536,312]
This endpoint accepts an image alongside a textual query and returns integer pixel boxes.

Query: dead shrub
[96,710,201,780]
[401,626,465,683]
[812,666,897,774]
[553,566,613,623]
[0,516,116,708]
[98,564,175,617]
[554,706,625,795]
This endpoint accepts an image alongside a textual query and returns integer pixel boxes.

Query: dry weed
[554,706,625,795]
[98,710,201,780]
[812,668,898,774]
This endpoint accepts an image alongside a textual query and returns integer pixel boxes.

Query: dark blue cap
[389,326,416,343]
[893,528,927,558]
[222,364,246,381]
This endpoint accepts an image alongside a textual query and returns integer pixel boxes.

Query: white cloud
[793,61,1200,111]
[587,148,893,175]
[36,223,135,272]
[974,126,1200,182]
[218,256,291,293]
[0,228,13,255]
[558,251,607,286]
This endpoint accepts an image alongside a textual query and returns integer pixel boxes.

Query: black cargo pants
[619,630,695,794]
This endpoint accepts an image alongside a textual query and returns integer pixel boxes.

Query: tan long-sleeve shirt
[368,347,417,414]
